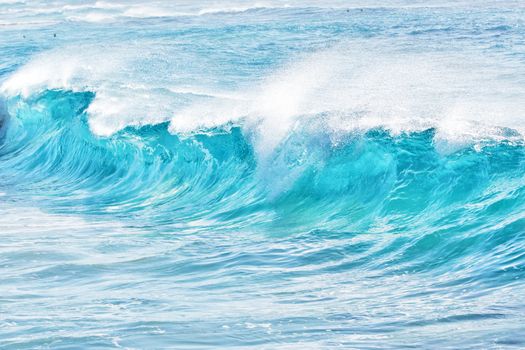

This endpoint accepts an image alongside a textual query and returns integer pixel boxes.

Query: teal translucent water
[1,1,525,349]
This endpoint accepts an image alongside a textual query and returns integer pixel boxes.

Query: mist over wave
[2,41,525,144]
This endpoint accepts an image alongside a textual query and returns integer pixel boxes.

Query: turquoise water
[1,1,525,348]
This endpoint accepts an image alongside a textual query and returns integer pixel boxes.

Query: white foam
[170,44,525,156]
[2,41,524,149]
[67,12,118,23]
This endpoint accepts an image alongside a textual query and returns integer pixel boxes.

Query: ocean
[0,1,524,348]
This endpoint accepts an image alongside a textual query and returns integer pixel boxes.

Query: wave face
[1,1,525,349]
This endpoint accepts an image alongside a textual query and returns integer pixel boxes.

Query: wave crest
[0,89,524,236]
[2,43,524,154]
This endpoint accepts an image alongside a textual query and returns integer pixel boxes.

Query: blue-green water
[1,1,525,349]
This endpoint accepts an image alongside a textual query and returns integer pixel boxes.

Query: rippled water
[1,1,525,349]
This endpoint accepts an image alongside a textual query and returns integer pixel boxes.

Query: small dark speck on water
[54,33,56,37]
